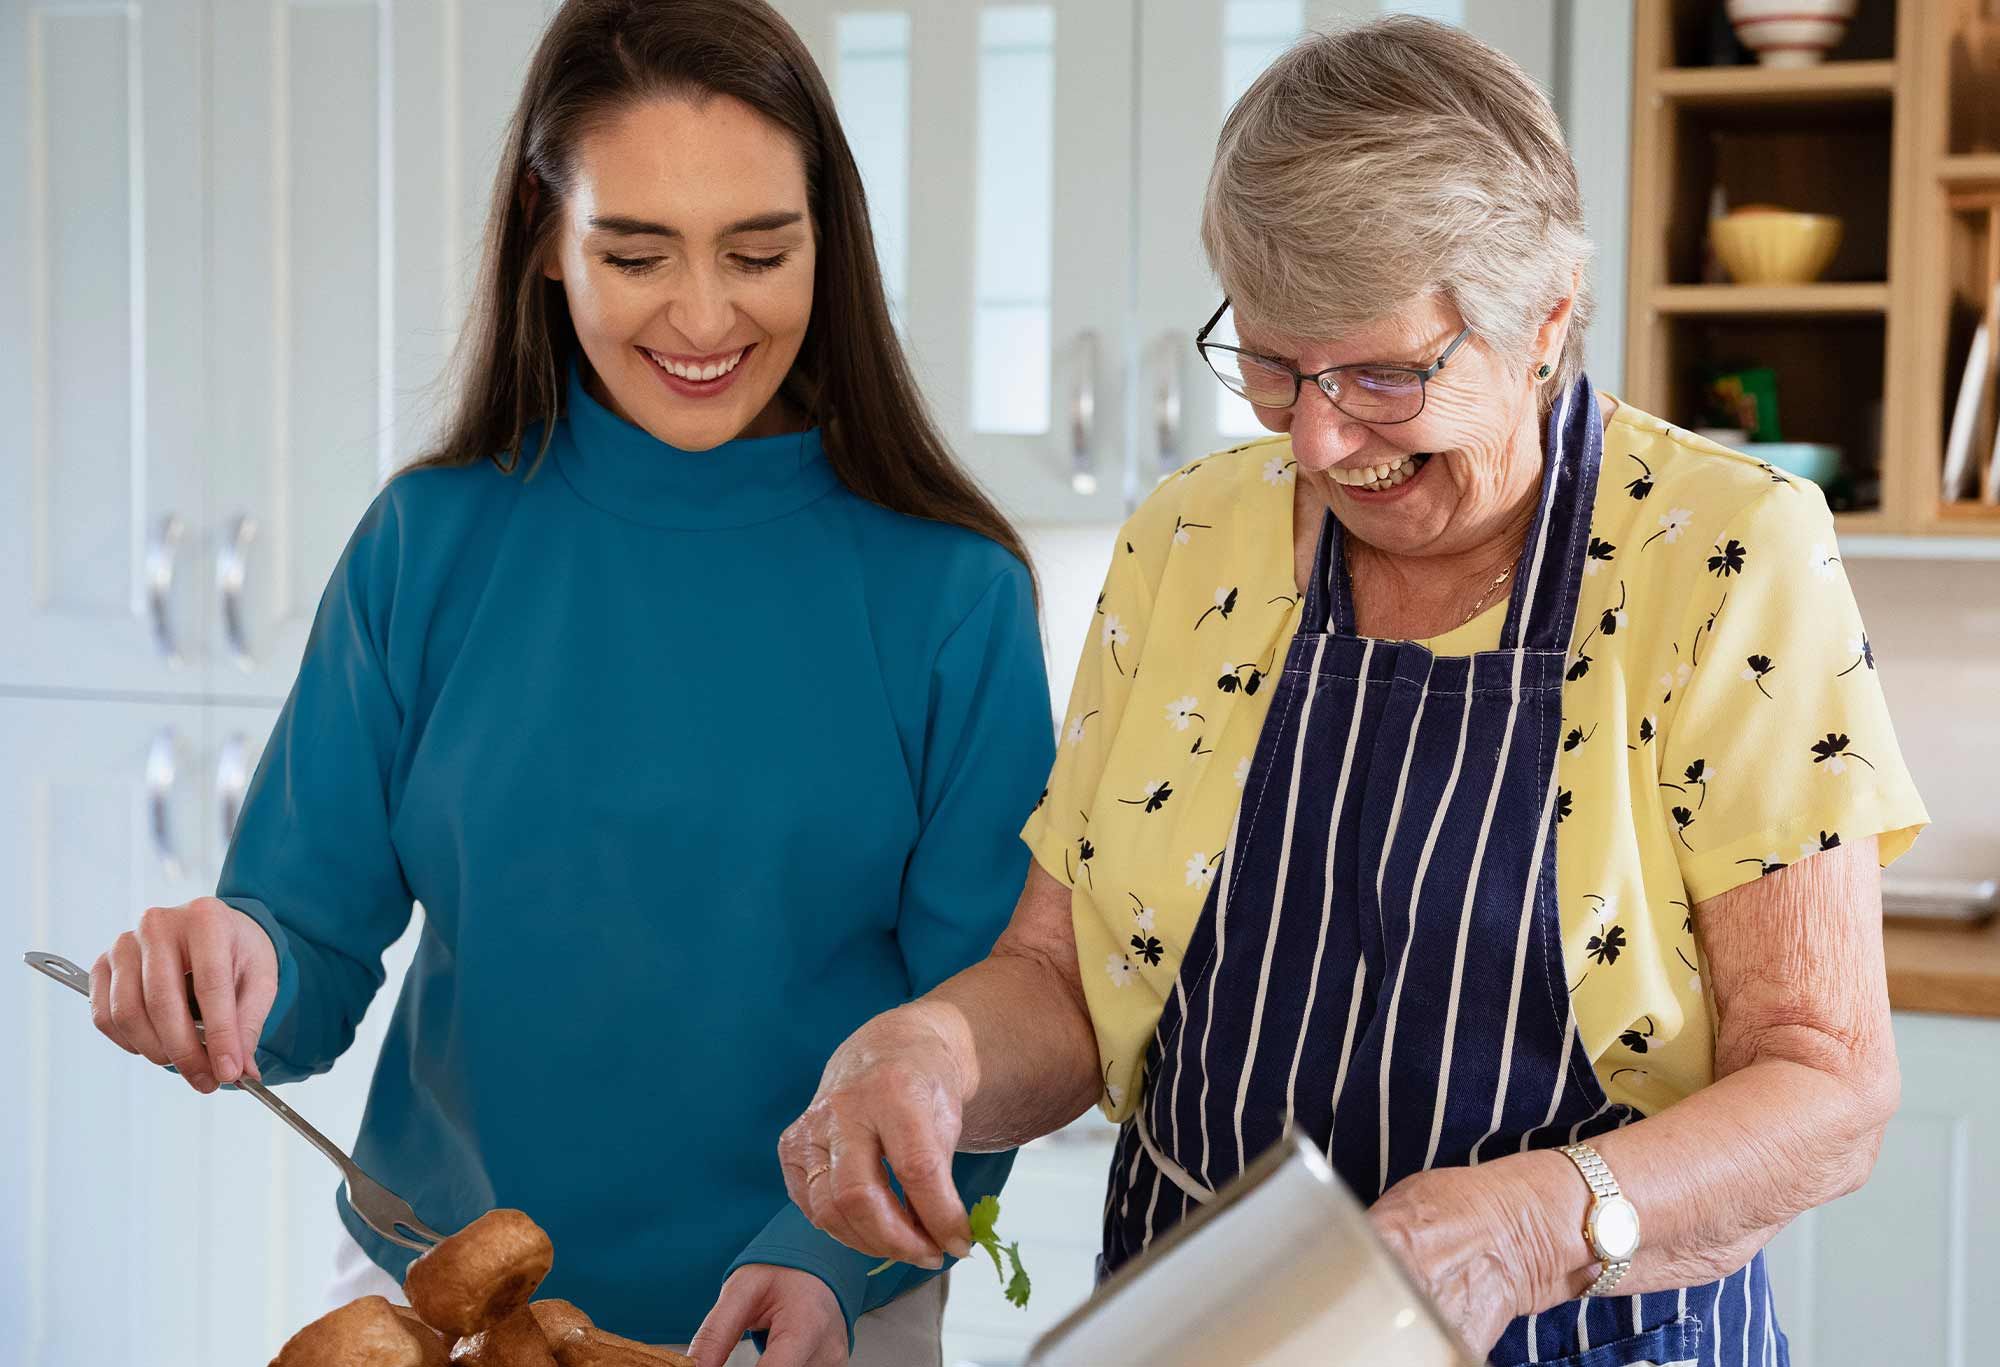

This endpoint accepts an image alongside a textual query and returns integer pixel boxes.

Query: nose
[666,268,736,352]
[1286,391,1373,473]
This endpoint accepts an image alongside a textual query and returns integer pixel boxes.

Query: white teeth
[646,347,745,382]
[1330,455,1422,490]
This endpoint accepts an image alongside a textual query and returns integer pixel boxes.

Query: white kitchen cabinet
[783,0,1138,527]
[1,0,552,702]
[0,696,421,1366]
[201,1,402,700]
[0,696,213,1365]
[1765,1011,2000,1367]
[0,1,210,696]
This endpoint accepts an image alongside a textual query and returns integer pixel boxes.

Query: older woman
[775,18,1925,1366]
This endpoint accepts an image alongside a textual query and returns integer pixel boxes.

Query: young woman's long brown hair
[409,0,1033,582]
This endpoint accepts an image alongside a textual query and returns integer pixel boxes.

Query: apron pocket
[1530,1312,1702,1367]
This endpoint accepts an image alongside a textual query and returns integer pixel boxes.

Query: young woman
[81,2,1052,1363]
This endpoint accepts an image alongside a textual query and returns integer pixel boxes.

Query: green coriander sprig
[866,1194,1031,1308]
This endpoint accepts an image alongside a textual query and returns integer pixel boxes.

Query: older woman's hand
[1368,1157,1576,1358]
[778,1007,978,1266]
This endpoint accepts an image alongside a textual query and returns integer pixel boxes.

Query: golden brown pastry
[529,1299,595,1345]
[391,1304,453,1366]
[272,1295,442,1367]
[449,1306,559,1367]
[551,1326,697,1367]
[404,1208,556,1337]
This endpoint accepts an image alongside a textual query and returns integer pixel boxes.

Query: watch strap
[1559,1142,1633,1297]
[1559,1141,1621,1200]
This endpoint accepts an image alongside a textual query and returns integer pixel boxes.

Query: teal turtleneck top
[219,362,1054,1342]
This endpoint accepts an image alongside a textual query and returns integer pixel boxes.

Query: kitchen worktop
[1884,916,2000,1018]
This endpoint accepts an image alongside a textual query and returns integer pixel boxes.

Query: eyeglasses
[1194,298,1473,425]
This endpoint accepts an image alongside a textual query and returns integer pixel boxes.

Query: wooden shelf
[1651,283,1890,316]
[1940,153,2000,187]
[1653,60,1897,108]
[1937,502,2000,528]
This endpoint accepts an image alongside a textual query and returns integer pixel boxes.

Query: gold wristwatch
[1558,1142,1640,1297]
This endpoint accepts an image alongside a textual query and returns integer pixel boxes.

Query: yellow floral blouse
[1022,399,1928,1123]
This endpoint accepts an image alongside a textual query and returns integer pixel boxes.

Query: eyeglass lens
[1206,349,1427,422]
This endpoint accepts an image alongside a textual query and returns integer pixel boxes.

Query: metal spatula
[24,949,447,1253]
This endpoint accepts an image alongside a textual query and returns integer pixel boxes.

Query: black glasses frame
[1194,297,1473,425]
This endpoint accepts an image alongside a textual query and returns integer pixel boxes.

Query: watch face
[1592,1196,1641,1260]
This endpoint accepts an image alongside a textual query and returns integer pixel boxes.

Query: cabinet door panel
[1,696,211,1366]
[205,1,395,702]
[798,0,1135,526]
[1764,1012,1999,1367]
[0,2,207,694]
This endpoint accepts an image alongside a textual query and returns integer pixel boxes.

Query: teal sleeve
[725,1149,1018,1345]
[897,559,1056,990]
[727,560,1051,1343]
[216,490,417,1084]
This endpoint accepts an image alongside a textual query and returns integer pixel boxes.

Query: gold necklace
[1460,564,1513,626]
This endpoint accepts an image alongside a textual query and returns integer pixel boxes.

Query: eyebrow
[588,210,805,239]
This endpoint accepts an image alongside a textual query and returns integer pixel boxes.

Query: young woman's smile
[544,94,817,451]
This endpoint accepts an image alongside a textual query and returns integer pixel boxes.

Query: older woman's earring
[1536,363,1553,381]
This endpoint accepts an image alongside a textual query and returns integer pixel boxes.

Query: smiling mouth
[640,345,749,383]
[1327,452,1433,492]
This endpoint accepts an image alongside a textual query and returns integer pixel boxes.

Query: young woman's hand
[777,1006,976,1267]
[688,1264,847,1367]
[88,896,278,1092]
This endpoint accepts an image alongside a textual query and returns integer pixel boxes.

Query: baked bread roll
[404,1209,555,1337]
[272,1294,445,1367]
[550,1325,697,1367]
[392,1304,453,1365]
[448,1306,558,1366]
[529,1299,594,1345]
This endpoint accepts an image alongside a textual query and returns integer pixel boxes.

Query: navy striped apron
[1100,378,1786,1366]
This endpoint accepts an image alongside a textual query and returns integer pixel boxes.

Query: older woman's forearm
[905,936,1103,1151]
[1507,1043,1897,1306]
[1510,838,1898,1307]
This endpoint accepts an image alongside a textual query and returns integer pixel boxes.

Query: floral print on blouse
[1022,399,1929,1123]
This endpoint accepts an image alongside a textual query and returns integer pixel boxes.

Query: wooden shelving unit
[1651,283,1891,315]
[1941,152,2000,186]
[1653,58,1897,106]
[1625,1,2000,547]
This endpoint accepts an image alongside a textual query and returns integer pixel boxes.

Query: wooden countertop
[1884,916,2000,1019]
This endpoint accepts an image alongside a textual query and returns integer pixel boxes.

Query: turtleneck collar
[553,356,839,530]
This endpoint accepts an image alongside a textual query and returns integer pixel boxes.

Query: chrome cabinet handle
[216,732,250,862]
[216,513,258,671]
[1068,330,1100,497]
[145,514,185,666]
[1149,331,1184,476]
[146,729,183,880]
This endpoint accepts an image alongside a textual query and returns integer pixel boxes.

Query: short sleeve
[1658,483,1928,905]
[1019,493,1175,886]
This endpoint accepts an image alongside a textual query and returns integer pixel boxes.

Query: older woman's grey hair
[1203,16,1594,401]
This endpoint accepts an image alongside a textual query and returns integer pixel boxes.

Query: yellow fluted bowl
[1710,209,1843,285]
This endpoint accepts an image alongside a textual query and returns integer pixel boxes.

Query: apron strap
[1135,1105,1218,1207]
[1501,373,1604,652]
